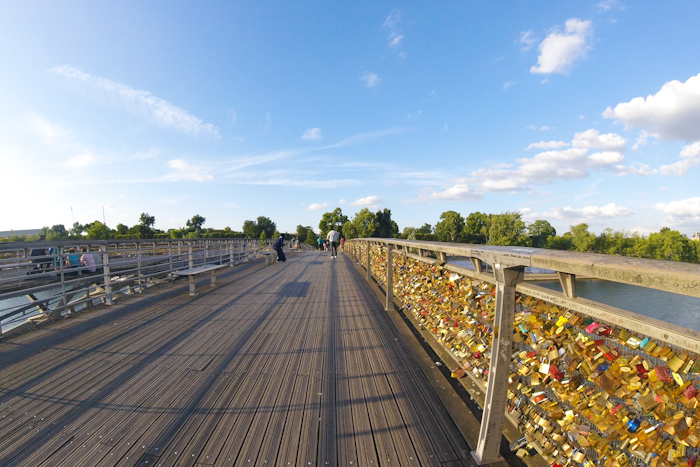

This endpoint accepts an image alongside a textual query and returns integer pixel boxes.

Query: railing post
[366,242,371,281]
[188,243,194,269]
[137,242,143,292]
[59,246,67,313]
[558,272,577,299]
[168,242,173,278]
[385,244,393,311]
[472,264,523,465]
[102,245,113,305]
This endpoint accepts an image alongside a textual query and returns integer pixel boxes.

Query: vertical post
[472,264,523,465]
[229,240,234,266]
[102,245,113,305]
[558,272,577,299]
[168,242,173,278]
[188,244,194,269]
[59,246,67,313]
[385,244,393,311]
[366,243,371,281]
[137,242,143,292]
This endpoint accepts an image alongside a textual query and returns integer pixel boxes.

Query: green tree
[139,213,155,228]
[42,224,68,241]
[645,228,697,262]
[115,223,129,236]
[69,222,85,238]
[488,212,528,246]
[435,210,465,243]
[296,225,308,243]
[546,234,572,250]
[256,216,277,239]
[464,212,489,244]
[528,220,556,248]
[570,223,596,252]
[375,208,399,238]
[186,214,206,232]
[87,221,111,240]
[402,227,417,240]
[347,208,378,239]
[242,220,257,238]
[319,208,349,238]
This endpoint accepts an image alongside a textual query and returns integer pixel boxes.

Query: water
[450,259,700,332]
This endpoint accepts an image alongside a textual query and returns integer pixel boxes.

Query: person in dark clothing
[273,234,286,262]
[29,235,49,273]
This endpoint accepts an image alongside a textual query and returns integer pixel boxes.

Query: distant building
[692,232,700,241]
[0,228,42,238]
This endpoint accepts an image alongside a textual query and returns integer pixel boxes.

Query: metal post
[472,264,523,465]
[385,244,393,311]
[102,245,113,305]
[366,243,371,281]
[137,242,143,292]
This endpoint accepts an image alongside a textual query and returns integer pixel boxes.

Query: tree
[87,221,111,240]
[416,223,433,234]
[346,208,378,239]
[464,212,489,244]
[139,213,155,228]
[402,227,417,240]
[570,223,596,252]
[115,223,129,236]
[644,228,697,262]
[319,208,348,238]
[296,225,308,243]
[256,216,276,239]
[488,212,528,246]
[375,208,399,238]
[42,224,68,241]
[242,220,257,238]
[186,214,206,232]
[435,211,465,243]
[69,222,85,238]
[528,220,556,248]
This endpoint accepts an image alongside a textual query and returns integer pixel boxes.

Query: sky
[2,1,700,237]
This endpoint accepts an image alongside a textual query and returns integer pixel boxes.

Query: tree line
[315,207,700,264]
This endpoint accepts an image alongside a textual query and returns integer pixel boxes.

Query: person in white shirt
[326,229,340,258]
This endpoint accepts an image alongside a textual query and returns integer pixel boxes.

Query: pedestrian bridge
[1,238,700,467]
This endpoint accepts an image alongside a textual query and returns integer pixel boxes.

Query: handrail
[347,238,700,466]
[0,238,280,334]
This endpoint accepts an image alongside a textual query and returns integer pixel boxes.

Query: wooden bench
[173,264,228,295]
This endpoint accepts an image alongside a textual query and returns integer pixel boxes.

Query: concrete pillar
[102,245,113,305]
[366,243,371,281]
[472,264,523,465]
[558,272,577,299]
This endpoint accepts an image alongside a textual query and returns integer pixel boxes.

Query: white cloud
[50,65,220,138]
[572,129,626,152]
[164,159,213,182]
[525,140,569,150]
[361,72,381,88]
[428,183,482,202]
[530,19,593,74]
[301,128,323,141]
[339,199,346,205]
[503,81,516,89]
[64,152,98,168]
[382,10,405,52]
[22,112,72,147]
[527,125,552,131]
[546,203,634,220]
[658,142,700,175]
[602,73,700,142]
[307,202,329,211]
[654,197,700,224]
[519,30,537,51]
[349,195,384,209]
[598,0,624,12]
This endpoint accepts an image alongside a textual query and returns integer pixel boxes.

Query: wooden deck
[0,252,475,466]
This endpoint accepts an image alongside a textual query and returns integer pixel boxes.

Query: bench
[261,250,277,265]
[173,264,228,295]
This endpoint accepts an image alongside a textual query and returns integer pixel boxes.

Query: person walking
[273,234,286,262]
[327,229,340,258]
[317,236,324,251]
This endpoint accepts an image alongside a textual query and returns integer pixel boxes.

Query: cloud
[658,142,700,175]
[428,183,482,202]
[527,125,552,131]
[361,72,381,88]
[602,73,700,142]
[572,128,626,152]
[519,30,537,51]
[64,152,98,168]
[339,199,346,205]
[22,112,72,147]
[654,197,700,224]
[598,0,624,12]
[503,81,516,89]
[349,195,384,209]
[163,159,213,182]
[322,127,410,149]
[530,19,593,74]
[525,140,569,150]
[307,202,329,211]
[546,203,634,220]
[382,10,405,52]
[301,128,323,141]
[49,65,220,138]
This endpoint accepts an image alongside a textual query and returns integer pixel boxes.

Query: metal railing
[0,238,272,334]
[347,238,700,466]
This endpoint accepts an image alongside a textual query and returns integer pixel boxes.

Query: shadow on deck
[0,252,477,466]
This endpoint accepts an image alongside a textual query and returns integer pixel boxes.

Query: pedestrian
[317,237,324,251]
[80,247,97,273]
[327,229,340,258]
[273,234,286,262]
[340,237,345,252]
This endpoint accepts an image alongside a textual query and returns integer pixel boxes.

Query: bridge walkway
[0,251,475,466]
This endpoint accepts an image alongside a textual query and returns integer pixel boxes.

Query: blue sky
[2,1,700,236]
